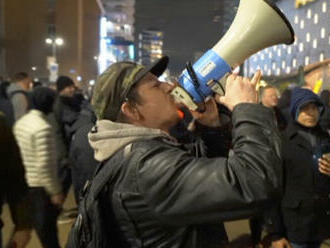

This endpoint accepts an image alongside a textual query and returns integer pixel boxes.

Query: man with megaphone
[66,0,297,246]
[66,53,284,248]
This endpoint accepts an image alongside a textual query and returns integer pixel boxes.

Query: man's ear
[121,102,140,121]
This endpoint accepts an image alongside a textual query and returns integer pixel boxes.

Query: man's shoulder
[132,137,181,151]
[15,111,51,132]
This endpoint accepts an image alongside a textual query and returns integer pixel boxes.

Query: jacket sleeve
[137,103,283,225]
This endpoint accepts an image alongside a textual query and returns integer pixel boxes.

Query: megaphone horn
[171,0,295,111]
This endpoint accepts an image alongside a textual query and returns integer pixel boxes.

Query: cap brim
[132,56,169,86]
[148,56,169,77]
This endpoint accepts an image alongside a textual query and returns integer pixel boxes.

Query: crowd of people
[0,57,329,248]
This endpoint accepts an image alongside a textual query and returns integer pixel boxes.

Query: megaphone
[171,0,295,111]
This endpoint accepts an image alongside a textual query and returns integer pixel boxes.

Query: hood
[88,120,170,162]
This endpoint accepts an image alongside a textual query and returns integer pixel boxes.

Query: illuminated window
[294,15,299,24]
[261,54,265,60]
[321,28,326,39]
[269,52,273,59]
[306,32,311,42]
[299,43,304,52]
[282,61,286,69]
[288,47,292,54]
[272,62,276,70]
[307,9,312,19]
[320,53,324,61]
[286,67,291,74]
[276,68,280,76]
[277,49,281,56]
[322,2,327,13]
[305,56,310,65]
[314,14,319,24]
[273,45,277,51]
[267,69,271,76]
[300,20,305,29]
[293,58,297,67]
[313,39,318,48]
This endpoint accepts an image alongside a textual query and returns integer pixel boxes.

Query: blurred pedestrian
[0,112,31,248]
[7,72,32,121]
[0,81,15,126]
[14,87,64,248]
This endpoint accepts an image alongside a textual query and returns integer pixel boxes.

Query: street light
[45,37,64,62]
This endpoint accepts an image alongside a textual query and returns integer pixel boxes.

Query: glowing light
[314,14,319,24]
[321,28,326,39]
[276,68,280,76]
[300,20,305,29]
[322,2,327,13]
[305,56,310,65]
[313,39,318,48]
[55,38,64,46]
[306,33,311,42]
[307,9,312,18]
[293,58,297,67]
[45,38,53,44]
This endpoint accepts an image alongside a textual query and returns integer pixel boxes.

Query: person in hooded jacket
[270,87,330,248]
[79,57,282,248]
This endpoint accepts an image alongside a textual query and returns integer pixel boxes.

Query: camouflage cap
[91,56,169,121]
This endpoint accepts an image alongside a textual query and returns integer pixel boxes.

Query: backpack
[66,146,131,248]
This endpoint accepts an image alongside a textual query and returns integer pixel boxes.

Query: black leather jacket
[99,104,282,248]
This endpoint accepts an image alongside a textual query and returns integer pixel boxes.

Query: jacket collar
[286,122,312,151]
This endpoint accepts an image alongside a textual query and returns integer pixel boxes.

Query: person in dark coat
[319,89,330,134]
[0,81,15,126]
[270,87,330,248]
[0,112,31,248]
[69,103,98,203]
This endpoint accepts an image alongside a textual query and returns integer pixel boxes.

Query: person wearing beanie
[51,75,85,223]
[270,87,330,248]
[14,87,64,248]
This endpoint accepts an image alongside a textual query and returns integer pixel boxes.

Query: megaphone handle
[186,62,206,112]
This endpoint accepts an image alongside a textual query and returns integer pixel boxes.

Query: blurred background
[0,0,328,91]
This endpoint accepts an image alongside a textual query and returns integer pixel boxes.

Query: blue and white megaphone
[171,0,295,111]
